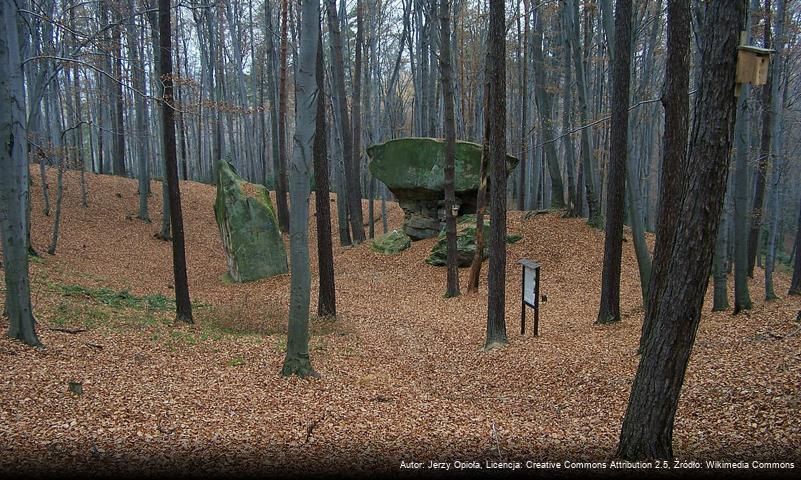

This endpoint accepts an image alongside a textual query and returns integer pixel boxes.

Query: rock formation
[214,161,288,282]
[367,138,518,240]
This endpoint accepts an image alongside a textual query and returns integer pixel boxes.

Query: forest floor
[1,167,800,477]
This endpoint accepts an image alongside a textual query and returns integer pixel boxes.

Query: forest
[1,0,800,476]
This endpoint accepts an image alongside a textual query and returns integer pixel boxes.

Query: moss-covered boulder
[366,138,518,240]
[371,229,412,255]
[426,226,489,267]
[214,160,288,282]
[425,216,522,267]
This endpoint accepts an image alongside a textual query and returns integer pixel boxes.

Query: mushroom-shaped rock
[214,161,288,282]
[367,138,518,240]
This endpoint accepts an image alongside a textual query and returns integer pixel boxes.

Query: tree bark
[732,1,757,311]
[46,87,64,255]
[282,0,320,378]
[467,110,489,294]
[791,196,801,295]
[352,0,365,237]
[112,8,126,177]
[747,0,774,278]
[159,0,193,323]
[530,9,566,210]
[560,3,578,217]
[126,0,151,221]
[640,0,691,347]
[325,0,365,244]
[1,0,41,346]
[484,0,507,349]
[616,0,743,459]
[712,213,730,311]
[597,0,632,325]
[275,0,291,233]
[314,28,336,319]
[517,0,529,212]
[439,0,460,298]
[764,0,786,301]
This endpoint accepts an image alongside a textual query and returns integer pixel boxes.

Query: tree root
[281,357,320,378]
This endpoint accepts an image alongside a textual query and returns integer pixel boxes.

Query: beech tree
[617,0,744,459]
[1,0,41,346]
[282,0,320,378]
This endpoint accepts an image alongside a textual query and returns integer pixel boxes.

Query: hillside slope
[0,167,799,475]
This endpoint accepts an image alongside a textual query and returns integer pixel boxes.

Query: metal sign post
[518,259,540,336]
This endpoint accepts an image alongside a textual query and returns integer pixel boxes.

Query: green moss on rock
[366,138,519,240]
[426,225,489,267]
[214,160,288,282]
[371,229,412,255]
[425,216,523,267]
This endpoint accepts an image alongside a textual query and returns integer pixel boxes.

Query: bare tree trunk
[282,0,320,378]
[326,0,365,244]
[712,212,730,311]
[764,0,786,300]
[530,7,565,209]
[733,1,756,311]
[439,0,459,298]
[112,8,126,177]
[559,3,578,217]
[566,0,601,226]
[352,0,365,236]
[597,0,632,325]
[314,27,336,318]
[46,87,64,255]
[69,4,88,207]
[790,195,801,294]
[159,0,193,323]
[747,0,774,278]
[617,0,743,459]
[640,0,691,348]
[517,0,529,212]
[484,0,508,349]
[276,0,291,232]
[174,18,189,181]
[467,112,489,294]
[126,0,150,221]
[1,0,41,346]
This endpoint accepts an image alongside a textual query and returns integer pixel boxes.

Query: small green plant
[227,356,246,367]
[59,284,175,311]
[273,336,287,352]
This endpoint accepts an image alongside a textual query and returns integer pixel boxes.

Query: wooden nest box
[736,45,773,86]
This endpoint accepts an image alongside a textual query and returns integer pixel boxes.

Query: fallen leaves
[0,167,798,475]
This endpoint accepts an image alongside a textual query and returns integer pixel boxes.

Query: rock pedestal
[367,138,518,240]
[214,161,288,282]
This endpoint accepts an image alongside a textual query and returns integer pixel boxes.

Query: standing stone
[214,161,288,282]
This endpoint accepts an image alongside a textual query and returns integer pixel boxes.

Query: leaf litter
[0,167,799,475]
